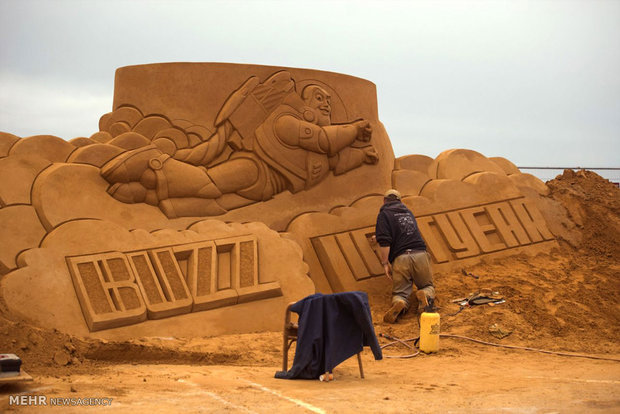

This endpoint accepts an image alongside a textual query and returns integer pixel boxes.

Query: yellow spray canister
[419,311,440,353]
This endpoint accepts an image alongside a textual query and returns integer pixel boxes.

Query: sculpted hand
[354,120,372,142]
[363,147,379,164]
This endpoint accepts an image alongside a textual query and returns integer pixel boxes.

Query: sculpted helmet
[301,85,332,126]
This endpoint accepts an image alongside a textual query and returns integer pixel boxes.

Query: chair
[283,301,365,379]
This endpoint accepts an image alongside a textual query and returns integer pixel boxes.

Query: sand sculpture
[0,63,566,340]
[101,72,377,218]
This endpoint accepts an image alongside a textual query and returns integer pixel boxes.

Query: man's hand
[354,120,372,142]
[383,262,392,280]
[378,245,391,280]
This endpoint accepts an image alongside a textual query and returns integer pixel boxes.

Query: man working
[374,189,436,323]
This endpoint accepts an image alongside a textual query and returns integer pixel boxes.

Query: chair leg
[283,335,289,372]
[357,353,364,379]
[282,302,296,372]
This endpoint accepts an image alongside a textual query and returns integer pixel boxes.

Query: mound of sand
[547,169,620,258]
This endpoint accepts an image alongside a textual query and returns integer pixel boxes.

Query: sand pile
[1,170,618,374]
[546,169,620,258]
[0,315,278,376]
[378,169,619,354]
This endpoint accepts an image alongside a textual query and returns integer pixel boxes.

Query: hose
[378,332,620,362]
[378,333,419,358]
[440,334,620,362]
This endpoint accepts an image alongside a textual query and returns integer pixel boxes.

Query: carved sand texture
[0,63,563,340]
[1,219,312,338]
[76,262,112,315]
[0,205,47,274]
[67,143,124,167]
[0,132,20,157]
[95,64,393,229]
[239,240,255,288]
[197,248,212,294]
[0,154,52,205]
[287,149,558,294]
[10,135,76,163]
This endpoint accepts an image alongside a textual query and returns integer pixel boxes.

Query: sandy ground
[1,170,619,413]
[1,340,619,413]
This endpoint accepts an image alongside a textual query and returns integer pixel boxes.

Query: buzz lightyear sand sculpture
[101,71,379,218]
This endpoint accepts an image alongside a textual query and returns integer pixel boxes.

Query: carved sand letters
[418,198,554,263]
[66,253,147,332]
[67,235,281,331]
[311,198,555,290]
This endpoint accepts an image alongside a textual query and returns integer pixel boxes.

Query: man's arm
[378,245,392,280]
[375,211,393,280]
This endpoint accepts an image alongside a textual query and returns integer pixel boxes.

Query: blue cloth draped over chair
[275,291,383,380]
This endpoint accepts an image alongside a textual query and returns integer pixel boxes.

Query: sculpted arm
[275,116,373,156]
[322,120,372,154]
[275,115,330,153]
[330,145,378,174]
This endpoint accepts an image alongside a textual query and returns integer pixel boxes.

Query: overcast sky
[1,0,618,180]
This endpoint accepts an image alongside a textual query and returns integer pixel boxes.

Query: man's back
[375,200,426,263]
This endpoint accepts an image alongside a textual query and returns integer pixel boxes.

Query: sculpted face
[303,85,331,126]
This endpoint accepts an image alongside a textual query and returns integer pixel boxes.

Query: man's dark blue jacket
[275,291,383,379]
[375,200,426,263]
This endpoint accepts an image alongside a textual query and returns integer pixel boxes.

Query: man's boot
[383,300,406,324]
[416,290,429,313]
